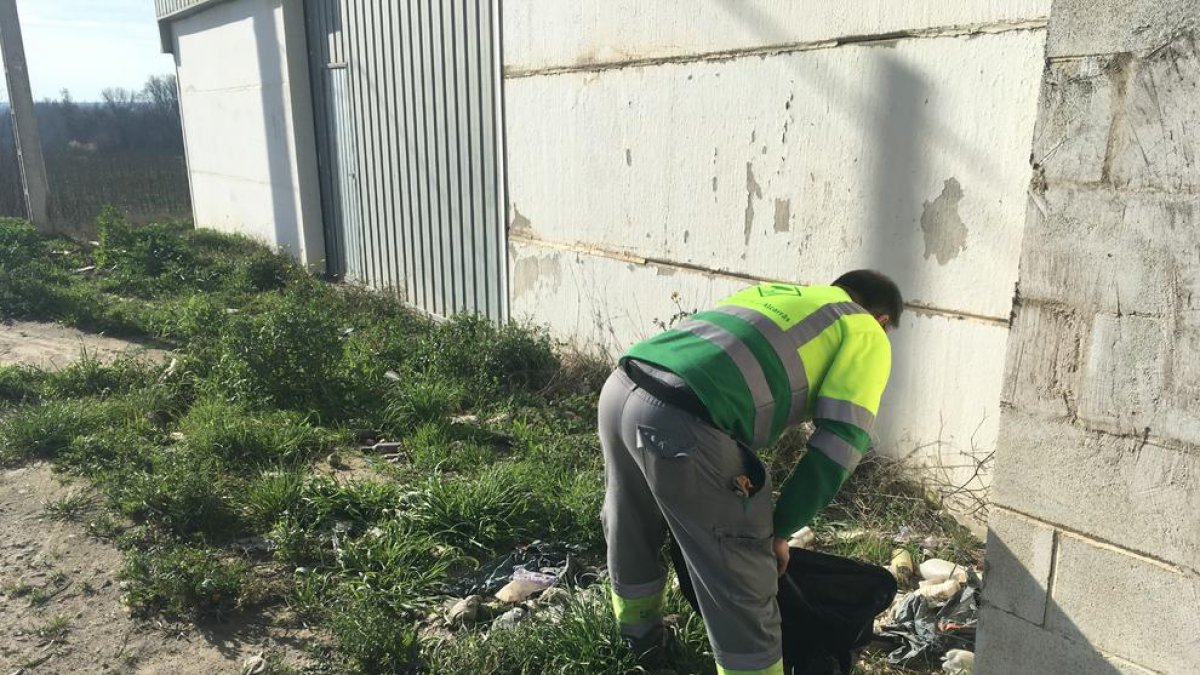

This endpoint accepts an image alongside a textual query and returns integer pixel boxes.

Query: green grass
[43,491,96,522]
[0,216,978,674]
[36,614,72,640]
[121,544,248,617]
[426,582,718,675]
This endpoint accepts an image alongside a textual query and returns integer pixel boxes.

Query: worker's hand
[772,536,790,577]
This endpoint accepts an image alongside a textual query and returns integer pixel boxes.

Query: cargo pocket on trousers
[716,530,777,601]
[636,425,695,460]
[637,425,696,497]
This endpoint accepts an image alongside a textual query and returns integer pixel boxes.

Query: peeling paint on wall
[774,198,792,232]
[511,205,533,237]
[744,162,763,246]
[920,177,969,265]
[512,253,562,299]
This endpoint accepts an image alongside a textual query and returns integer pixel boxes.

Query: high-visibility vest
[622,283,892,462]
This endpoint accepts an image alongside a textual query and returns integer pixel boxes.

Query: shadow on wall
[173,1,302,253]
[708,1,929,286]
[710,0,1005,182]
[866,55,930,454]
[710,1,934,451]
[251,3,302,256]
[977,527,1124,674]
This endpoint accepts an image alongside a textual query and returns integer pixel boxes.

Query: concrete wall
[502,0,1051,516]
[978,1,1200,671]
[169,0,324,267]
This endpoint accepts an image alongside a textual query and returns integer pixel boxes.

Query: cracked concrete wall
[979,1,1200,672]
[502,0,1050,521]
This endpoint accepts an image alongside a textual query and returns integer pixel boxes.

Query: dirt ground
[0,322,316,675]
[0,321,169,370]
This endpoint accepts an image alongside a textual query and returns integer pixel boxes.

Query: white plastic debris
[241,652,267,675]
[495,578,551,604]
[942,649,975,674]
[920,558,969,584]
[916,577,962,601]
[493,606,527,629]
[788,527,816,549]
[832,528,868,542]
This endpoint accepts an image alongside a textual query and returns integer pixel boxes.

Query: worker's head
[832,270,903,332]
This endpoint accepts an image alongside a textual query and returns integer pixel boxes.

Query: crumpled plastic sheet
[450,540,593,597]
[876,568,980,666]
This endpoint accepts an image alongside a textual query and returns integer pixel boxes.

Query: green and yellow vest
[622,282,892,477]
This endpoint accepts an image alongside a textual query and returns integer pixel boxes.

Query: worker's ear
[876,314,892,331]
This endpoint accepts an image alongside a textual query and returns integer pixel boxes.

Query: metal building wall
[154,0,211,18]
[305,0,508,321]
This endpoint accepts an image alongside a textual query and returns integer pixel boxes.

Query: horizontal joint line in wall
[189,169,298,189]
[504,18,1049,79]
[510,234,1010,326]
[1010,409,1199,456]
[1017,298,1168,320]
[990,505,1198,577]
[1038,183,1200,195]
[983,605,1166,672]
[1091,426,1199,455]
[180,83,285,95]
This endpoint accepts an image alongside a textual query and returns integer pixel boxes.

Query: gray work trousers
[600,367,783,672]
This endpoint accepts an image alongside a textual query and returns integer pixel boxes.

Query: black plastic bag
[876,569,979,666]
[670,539,897,675]
[451,541,588,597]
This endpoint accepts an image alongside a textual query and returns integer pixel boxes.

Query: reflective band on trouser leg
[716,659,785,675]
[678,319,776,448]
[610,579,666,638]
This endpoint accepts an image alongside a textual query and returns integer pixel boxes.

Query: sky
[0,0,175,103]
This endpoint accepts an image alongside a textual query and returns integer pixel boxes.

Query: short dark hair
[832,270,904,327]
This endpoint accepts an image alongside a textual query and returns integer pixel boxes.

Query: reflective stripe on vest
[808,428,864,473]
[622,286,875,450]
[703,301,869,444]
[789,302,866,345]
[677,318,776,448]
[713,305,809,430]
[815,396,876,429]
[783,301,867,426]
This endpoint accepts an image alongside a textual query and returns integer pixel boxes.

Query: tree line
[1,74,184,157]
[1,75,190,229]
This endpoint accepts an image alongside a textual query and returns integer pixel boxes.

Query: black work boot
[624,624,673,669]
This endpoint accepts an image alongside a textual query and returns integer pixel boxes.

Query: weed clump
[121,544,247,617]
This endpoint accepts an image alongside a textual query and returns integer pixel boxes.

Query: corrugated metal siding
[328,68,365,280]
[154,0,221,20]
[305,0,507,321]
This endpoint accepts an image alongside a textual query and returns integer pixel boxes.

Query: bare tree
[142,74,179,118]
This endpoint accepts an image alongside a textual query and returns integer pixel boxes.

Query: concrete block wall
[503,0,1051,518]
[168,0,324,267]
[979,0,1200,671]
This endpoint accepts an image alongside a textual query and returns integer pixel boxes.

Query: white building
[155,2,1200,670]
[157,0,1048,509]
